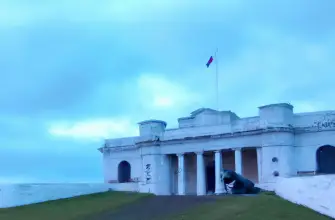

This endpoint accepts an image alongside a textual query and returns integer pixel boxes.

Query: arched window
[118,161,131,183]
[316,145,335,174]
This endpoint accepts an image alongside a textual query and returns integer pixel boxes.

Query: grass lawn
[0,191,330,220]
[167,193,330,220]
[0,191,150,220]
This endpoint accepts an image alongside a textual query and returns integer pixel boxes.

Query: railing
[297,171,316,176]
[107,177,140,184]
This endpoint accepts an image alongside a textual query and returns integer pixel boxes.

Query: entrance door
[206,161,215,193]
[118,161,131,183]
[316,145,335,174]
[242,148,259,183]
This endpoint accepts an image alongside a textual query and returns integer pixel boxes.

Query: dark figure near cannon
[221,170,261,194]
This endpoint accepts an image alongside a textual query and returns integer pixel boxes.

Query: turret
[258,103,294,127]
[138,119,167,137]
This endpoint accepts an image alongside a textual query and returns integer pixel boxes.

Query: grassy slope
[0,191,150,220]
[167,193,330,220]
[0,192,330,220]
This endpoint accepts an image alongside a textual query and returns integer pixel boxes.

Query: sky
[0,0,334,183]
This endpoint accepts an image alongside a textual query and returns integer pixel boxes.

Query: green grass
[0,191,330,220]
[0,191,150,220]
[167,193,330,220]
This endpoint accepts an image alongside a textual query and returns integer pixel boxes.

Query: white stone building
[98,103,335,195]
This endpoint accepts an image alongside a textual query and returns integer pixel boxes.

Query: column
[177,153,185,195]
[235,148,242,174]
[257,148,262,183]
[196,151,206,196]
[214,150,223,194]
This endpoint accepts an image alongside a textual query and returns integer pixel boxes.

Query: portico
[170,147,259,196]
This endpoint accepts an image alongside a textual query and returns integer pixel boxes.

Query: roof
[137,119,167,127]
[178,116,195,121]
[190,108,218,116]
[258,103,293,110]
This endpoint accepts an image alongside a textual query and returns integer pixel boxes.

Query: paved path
[88,195,220,220]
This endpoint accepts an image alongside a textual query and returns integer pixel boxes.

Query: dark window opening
[316,145,335,174]
[206,161,215,193]
[118,161,131,183]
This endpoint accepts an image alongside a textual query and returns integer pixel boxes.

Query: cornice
[136,126,294,147]
[100,125,335,153]
[101,145,139,153]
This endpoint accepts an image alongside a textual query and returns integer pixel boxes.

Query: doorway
[118,161,131,183]
[316,145,335,174]
[206,161,215,193]
[242,148,259,183]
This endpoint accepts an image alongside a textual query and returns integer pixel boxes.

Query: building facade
[98,103,335,195]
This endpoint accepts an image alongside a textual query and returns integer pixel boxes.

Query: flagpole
[214,48,219,111]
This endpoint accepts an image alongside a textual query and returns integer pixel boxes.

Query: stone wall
[275,175,335,218]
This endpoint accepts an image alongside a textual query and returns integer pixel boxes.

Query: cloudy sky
[0,0,334,183]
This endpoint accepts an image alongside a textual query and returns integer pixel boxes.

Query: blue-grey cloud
[0,0,335,182]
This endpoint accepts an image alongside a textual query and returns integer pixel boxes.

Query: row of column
[177,149,242,196]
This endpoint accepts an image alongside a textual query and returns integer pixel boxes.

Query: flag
[206,56,213,68]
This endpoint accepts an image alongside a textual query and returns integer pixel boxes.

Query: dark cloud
[0,24,152,118]
[2,0,333,118]
[246,0,335,37]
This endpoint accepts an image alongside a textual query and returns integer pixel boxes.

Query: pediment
[190,108,218,116]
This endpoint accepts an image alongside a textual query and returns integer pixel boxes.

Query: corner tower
[259,103,293,127]
[137,119,170,195]
[258,103,295,184]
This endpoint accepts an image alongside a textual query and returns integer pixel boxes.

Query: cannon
[221,170,261,194]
